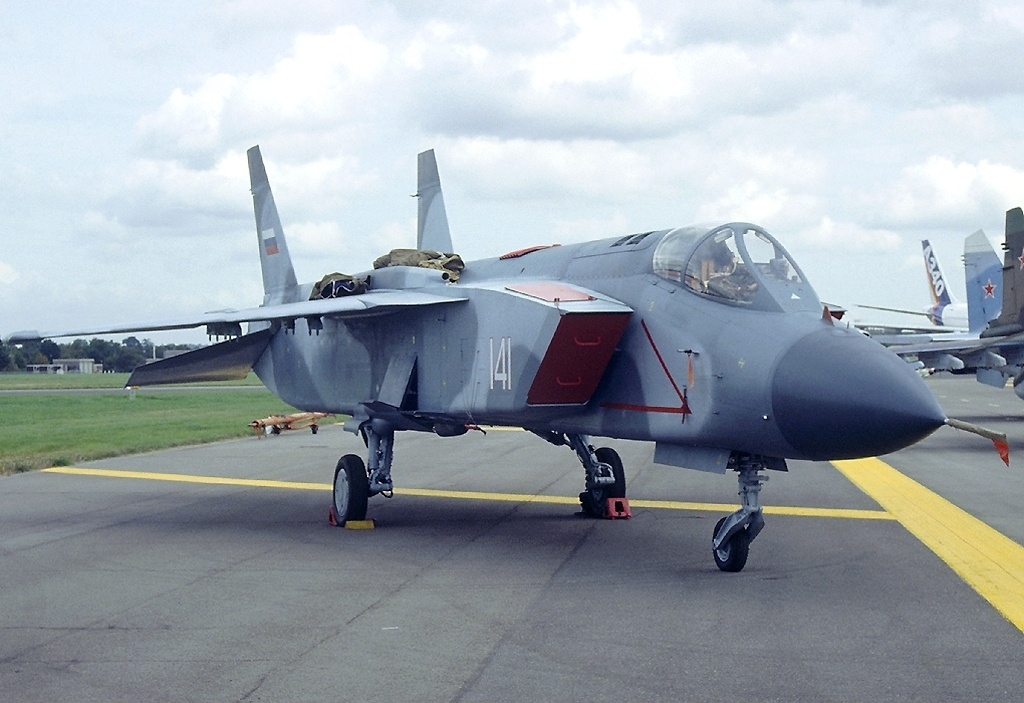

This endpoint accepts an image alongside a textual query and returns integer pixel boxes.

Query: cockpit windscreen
[654,224,820,313]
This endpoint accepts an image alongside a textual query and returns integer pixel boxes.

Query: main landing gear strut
[331,420,394,526]
[332,425,632,526]
[568,434,626,518]
[528,431,628,518]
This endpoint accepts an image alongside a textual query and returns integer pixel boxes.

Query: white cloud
[5,0,1024,336]
[134,74,238,164]
[99,152,250,235]
[798,216,902,253]
[694,182,815,228]
[551,211,633,243]
[232,26,390,121]
[443,137,653,201]
[883,157,1024,227]
[135,25,390,165]
[0,261,18,286]
[531,2,648,88]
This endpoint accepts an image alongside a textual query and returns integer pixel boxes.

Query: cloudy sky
[3,1,1023,343]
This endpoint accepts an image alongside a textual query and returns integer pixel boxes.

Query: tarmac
[1,374,1022,702]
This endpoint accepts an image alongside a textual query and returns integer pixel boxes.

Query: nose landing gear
[712,455,774,572]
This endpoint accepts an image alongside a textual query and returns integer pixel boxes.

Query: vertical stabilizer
[248,145,298,299]
[963,229,1002,333]
[921,240,955,309]
[985,208,1024,333]
[416,150,454,253]
[925,236,954,325]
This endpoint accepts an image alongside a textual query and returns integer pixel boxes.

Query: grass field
[0,373,303,474]
[0,372,264,390]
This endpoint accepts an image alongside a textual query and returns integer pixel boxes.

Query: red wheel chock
[605,497,631,519]
[328,506,339,526]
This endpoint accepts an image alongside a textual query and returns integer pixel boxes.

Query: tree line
[0,337,199,373]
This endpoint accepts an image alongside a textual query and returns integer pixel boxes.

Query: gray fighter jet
[7,146,1007,572]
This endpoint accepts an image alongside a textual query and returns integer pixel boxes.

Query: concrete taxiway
[1,375,1022,702]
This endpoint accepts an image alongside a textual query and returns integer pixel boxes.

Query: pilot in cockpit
[694,239,757,302]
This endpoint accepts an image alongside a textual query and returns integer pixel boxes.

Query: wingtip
[5,330,42,344]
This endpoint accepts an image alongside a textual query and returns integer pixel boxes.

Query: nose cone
[772,328,945,460]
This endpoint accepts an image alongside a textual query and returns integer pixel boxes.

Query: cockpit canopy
[653,223,821,313]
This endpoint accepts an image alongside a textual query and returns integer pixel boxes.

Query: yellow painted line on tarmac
[45,462,1024,632]
[631,499,894,520]
[834,458,1024,634]
[396,486,578,505]
[44,467,330,491]
[43,466,890,520]
[401,488,892,519]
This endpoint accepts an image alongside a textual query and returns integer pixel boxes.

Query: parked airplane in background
[6,147,1008,572]
[885,209,1024,399]
[859,233,1001,334]
[963,230,1005,333]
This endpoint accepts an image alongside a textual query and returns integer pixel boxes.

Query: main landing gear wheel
[579,446,626,518]
[712,516,750,572]
[332,454,369,526]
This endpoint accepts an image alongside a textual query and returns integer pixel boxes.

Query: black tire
[332,454,369,526]
[579,447,626,518]
[712,516,749,572]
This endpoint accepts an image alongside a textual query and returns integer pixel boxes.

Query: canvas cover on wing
[310,272,370,299]
[373,249,465,282]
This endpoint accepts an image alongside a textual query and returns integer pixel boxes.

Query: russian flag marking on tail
[261,228,279,256]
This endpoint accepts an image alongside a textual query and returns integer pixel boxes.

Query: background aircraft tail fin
[963,230,1002,333]
[248,146,299,300]
[921,240,958,326]
[922,240,955,309]
[984,208,1024,334]
[416,150,454,253]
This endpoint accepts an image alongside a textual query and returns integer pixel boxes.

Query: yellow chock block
[345,519,376,530]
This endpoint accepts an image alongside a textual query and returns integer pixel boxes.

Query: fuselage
[254,223,946,463]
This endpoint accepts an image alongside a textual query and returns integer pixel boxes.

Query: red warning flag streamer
[996,439,1011,466]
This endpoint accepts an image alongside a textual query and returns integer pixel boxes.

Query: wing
[5,289,467,343]
[883,333,1022,374]
[857,318,965,335]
